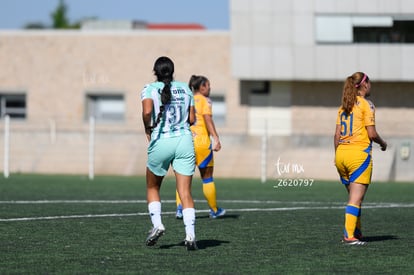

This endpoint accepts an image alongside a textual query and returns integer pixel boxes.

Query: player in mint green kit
[141,56,197,250]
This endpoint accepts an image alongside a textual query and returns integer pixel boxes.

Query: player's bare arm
[142,98,153,141]
[366,125,387,151]
[203,114,221,151]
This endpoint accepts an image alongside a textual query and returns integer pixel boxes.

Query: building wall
[0,31,247,177]
[0,31,240,125]
[230,0,414,182]
[231,0,414,81]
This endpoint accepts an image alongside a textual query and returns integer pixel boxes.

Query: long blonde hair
[341,72,368,115]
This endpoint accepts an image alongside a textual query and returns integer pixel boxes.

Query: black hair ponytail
[148,56,174,131]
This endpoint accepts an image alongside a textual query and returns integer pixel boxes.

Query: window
[249,81,272,107]
[315,15,354,43]
[210,95,226,126]
[0,94,26,119]
[354,20,414,43]
[251,81,270,95]
[86,94,125,121]
[315,15,414,44]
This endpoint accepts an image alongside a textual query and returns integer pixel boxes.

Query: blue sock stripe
[343,229,348,238]
[349,154,371,183]
[346,205,361,216]
[202,177,214,184]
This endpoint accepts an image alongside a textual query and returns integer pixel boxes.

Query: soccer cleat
[354,229,363,240]
[145,224,165,246]
[176,208,183,219]
[184,234,198,251]
[209,207,226,219]
[343,237,366,245]
[354,233,363,241]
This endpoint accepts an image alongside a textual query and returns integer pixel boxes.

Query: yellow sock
[202,177,217,212]
[176,190,182,209]
[344,204,361,238]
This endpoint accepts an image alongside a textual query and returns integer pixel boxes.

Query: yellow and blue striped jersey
[336,96,375,150]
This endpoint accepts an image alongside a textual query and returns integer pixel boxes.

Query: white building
[230,0,414,181]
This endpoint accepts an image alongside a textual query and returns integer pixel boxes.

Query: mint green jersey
[141,81,194,140]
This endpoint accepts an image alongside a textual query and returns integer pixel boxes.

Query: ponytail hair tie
[355,73,367,88]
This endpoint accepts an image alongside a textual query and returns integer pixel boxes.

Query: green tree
[51,0,70,28]
[24,0,89,29]
[24,22,47,29]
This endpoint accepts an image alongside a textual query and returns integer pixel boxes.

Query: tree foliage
[24,0,81,29]
[51,0,70,28]
[24,22,47,29]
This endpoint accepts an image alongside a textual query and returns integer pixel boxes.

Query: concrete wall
[0,31,245,177]
[230,0,414,182]
[231,0,414,81]
[0,31,240,126]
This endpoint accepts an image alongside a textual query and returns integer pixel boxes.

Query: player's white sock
[183,208,196,239]
[148,201,162,228]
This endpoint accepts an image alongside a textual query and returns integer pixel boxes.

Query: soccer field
[1,174,413,274]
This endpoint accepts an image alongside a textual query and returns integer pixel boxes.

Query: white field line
[0,199,407,206]
[1,200,413,222]
[0,199,343,205]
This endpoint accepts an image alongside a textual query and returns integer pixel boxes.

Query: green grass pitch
[1,174,413,274]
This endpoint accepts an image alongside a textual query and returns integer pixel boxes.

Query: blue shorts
[147,134,195,176]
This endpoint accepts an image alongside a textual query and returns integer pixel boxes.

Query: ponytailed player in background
[176,75,226,219]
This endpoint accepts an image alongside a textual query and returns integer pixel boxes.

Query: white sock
[148,201,162,228]
[182,208,196,239]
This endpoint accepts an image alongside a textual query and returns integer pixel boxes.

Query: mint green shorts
[147,134,195,176]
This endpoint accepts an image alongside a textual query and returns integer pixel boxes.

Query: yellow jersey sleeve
[191,94,211,137]
[363,99,375,126]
